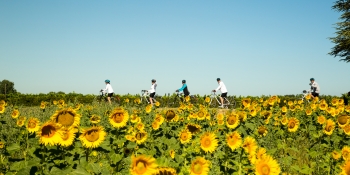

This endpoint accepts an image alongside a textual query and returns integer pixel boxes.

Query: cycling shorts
[221,93,227,98]
[150,92,156,98]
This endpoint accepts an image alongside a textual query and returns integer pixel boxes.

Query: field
[0,94,350,175]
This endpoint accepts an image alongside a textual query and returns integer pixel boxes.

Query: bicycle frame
[140,90,157,104]
[209,92,231,107]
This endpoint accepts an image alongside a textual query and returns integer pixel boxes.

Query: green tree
[329,0,350,62]
[0,79,17,94]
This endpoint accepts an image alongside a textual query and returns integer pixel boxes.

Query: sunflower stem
[86,148,89,162]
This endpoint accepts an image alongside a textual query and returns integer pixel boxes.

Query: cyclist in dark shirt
[176,80,190,97]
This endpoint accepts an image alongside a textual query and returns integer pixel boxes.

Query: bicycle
[169,91,196,106]
[140,90,157,104]
[97,91,115,103]
[208,91,236,109]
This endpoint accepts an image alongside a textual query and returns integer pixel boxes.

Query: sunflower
[155,101,160,107]
[226,131,242,151]
[156,168,177,175]
[242,98,251,108]
[126,135,136,142]
[287,101,293,106]
[258,126,268,137]
[332,98,338,106]
[0,100,6,106]
[26,117,41,133]
[205,97,210,103]
[226,113,240,129]
[305,108,313,116]
[218,119,224,126]
[145,104,152,113]
[152,121,160,130]
[237,111,247,122]
[305,94,311,100]
[90,114,101,124]
[51,108,81,128]
[0,106,5,114]
[332,150,341,160]
[248,153,257,164]
[317,115,326,125]
[242,136,258,155]
[186,124,201,134]
[130,155,158,175]
[197,110,207,120]
[200,132,218,153]
[133,98,141,104]
[344,124,350,136]
[80,126,106,148]
[40,103,46,109]
[109,107,129,128]
[0,141,4,149]
[179,129,192,144]
[59,127,77,147]
[189,157,210,175]
[254,154,281,175]
[169,149,175,159]
[37,122,62,146]
[338,115,349,128]
[343,146,350,161]
[11,109,20,119]
[289,105,296,112]
[256,147,267,160]
[136,122,145,131]
[287,117,299,132]
[16,119,25,127]
[340,160,350,175]
[281,116,288,125]
[249,107,257,117]
[346,105,350,113]
[135,131,148,145]
[319,103,328,111]
[281,106,288,113]
[165,110,176,122]
[131,114,140,123]
[323,119,335,136]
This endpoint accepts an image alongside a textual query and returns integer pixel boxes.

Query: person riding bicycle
[100,79,114,104]
[309,78,320,98]
[212,78,228,108]
[148,79,157,106]
[176,80,190,102]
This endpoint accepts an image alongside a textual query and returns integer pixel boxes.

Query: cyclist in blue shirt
[176,80,190,97]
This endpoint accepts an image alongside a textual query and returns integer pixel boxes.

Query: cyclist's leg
[107,93,113,104]
[149,92,155,105]
[220,93,227,107]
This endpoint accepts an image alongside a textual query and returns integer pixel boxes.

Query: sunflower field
[1,95,350,175]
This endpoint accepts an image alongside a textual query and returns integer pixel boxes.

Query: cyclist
[309,78,320,98]
[212,78,227,108]
[148,79,157,106]
[100,79,114,104]
[176,80,190,102]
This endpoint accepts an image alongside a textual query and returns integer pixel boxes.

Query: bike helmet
[217,78,221,81]
[105,79,110,83]
[310,78,315,81]
[182,80,186,83]
[151,79,156,82]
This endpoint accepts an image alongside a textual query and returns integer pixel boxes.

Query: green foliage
[329,0,350,62]
[0,79,17,95]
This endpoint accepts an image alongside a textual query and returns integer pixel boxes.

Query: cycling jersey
[216,81,227,93]
[178,84,190,95]
[310,81,320,93]
[102,84,114,94]
[148,83,157,93]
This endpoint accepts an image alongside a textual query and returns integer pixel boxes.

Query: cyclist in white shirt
[212,78,228,108]
[148,79,157,106]
[100,79,114,104]
[309,78,320,98]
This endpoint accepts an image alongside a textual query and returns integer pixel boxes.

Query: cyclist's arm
[178,84,187,92]
[102,85,109,92]
[215,83,222,92]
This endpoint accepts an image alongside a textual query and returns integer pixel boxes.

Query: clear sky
[1,1,349,96]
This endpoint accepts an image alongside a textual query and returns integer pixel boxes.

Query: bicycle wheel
[209,99,218,108]
[228,99,236,109]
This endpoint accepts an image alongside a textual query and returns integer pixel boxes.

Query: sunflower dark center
[28,121,37,128]
[261,164,270,175]
[41,125,56,138]
[135,160,147,174]
[338,116,348,125]
[57,111,75,126]
[227,116,236,125]
[85,130,100,142]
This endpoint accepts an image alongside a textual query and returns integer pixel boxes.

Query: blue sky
[0,1,349,96]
